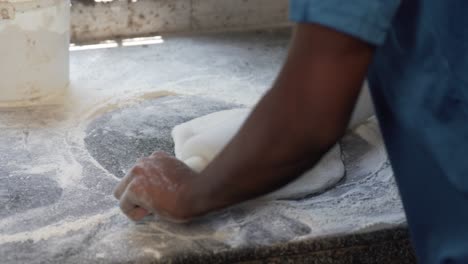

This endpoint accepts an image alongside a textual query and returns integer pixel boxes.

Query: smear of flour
[142,248,162,259]
[0,91,178,245]
[354,216,406,234]
[0,87,404,256]
[0,208,119,244]
[11,135,85,189]
[73,91,176,123]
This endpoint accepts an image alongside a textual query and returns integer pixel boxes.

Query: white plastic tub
[0,0,70,106]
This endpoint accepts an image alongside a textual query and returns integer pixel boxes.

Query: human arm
[185,23,375,215]
[114,23,375,221]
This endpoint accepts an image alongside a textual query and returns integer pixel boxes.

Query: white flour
[0,208,119,244]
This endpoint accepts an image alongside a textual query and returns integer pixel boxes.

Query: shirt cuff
[289,0,401,45]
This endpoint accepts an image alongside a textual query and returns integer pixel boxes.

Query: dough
[172,108,345,200]
[349,83,375,128]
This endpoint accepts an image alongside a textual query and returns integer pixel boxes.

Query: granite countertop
[0,30,414,263]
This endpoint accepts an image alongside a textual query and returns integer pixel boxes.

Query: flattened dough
[172,108,345,200]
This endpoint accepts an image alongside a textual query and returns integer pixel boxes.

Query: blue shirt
[290,1,468,263]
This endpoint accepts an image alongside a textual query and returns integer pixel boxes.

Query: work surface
[0,30,414,263]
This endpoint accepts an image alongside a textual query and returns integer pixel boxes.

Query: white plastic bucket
[0,0,70,106]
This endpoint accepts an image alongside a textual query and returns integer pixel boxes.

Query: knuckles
[129,164,145,176]
[150,151,168,158]
[117,151,195,223]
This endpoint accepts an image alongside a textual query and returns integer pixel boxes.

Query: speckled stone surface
[0,96,412,263]
[0,30,414,263]
[190,228,416,264]
[84,96,238,178]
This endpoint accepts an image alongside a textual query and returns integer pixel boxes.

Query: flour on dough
[172,108,345,200]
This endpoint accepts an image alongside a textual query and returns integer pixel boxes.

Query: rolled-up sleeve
[289,0,401,45]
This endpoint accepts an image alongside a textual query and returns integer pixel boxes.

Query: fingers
[114,157,156,221]
[119,187,151,221]
[113,152,179,222]
[129,207,150,221]
[114,163,145,199]
[150,151,171,159]
[113,172,133,200]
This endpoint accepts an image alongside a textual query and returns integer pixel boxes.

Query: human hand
[113,152,200,222]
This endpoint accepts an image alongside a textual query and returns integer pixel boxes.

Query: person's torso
[369,0,468,194]
[367,1,468,262]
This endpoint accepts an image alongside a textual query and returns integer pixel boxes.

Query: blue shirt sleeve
[289,0,401,45]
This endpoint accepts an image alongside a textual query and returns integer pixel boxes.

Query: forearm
[185,24,374,216]
[198,86,336,208]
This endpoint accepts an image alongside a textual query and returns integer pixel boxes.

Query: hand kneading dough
[171,108,345,200]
